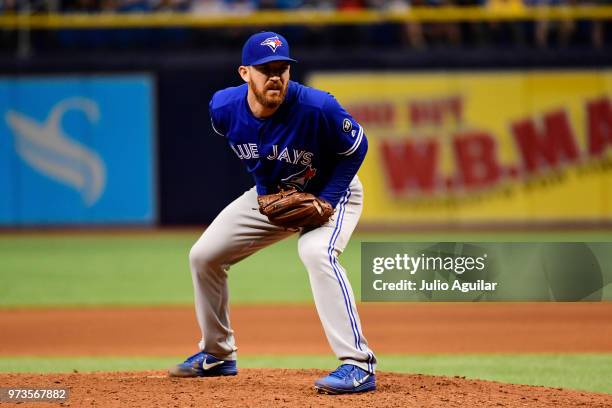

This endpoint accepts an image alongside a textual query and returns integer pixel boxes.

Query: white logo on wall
[5,97,106,206]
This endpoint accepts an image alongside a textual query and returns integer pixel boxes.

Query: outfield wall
[0,49,611,227]
[0,75,155,225]
[310,70,612,227]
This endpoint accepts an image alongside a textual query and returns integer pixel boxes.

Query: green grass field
[2,230,612,306]
[1,230,611,394]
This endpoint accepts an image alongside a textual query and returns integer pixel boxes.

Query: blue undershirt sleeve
[318,134,368,208]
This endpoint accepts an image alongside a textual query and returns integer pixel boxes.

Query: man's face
[246,61,291,109]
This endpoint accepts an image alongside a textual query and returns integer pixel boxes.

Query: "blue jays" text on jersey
[209,80,368,207]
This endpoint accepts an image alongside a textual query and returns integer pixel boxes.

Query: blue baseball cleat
[168,351,237,377]
[314,364,376,394]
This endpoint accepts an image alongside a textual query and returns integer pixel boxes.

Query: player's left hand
[257,188,334,229]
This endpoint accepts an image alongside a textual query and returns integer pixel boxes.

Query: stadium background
[1,2,611,405]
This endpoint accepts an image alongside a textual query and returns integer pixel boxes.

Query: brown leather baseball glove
[257,188,334,229]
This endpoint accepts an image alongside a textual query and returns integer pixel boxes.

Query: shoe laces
[329,364,359,380]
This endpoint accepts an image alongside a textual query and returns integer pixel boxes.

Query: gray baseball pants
[188,176,376,373]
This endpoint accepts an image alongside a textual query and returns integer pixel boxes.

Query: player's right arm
[209,88,271,195]
[209,92,228,138]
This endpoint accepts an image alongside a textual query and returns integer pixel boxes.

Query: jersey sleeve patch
[338,124,364,156]
[342,118,352,133]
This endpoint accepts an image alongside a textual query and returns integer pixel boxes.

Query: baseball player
[168,31,376,394]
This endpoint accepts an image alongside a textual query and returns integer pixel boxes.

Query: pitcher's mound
[1,369,610,407]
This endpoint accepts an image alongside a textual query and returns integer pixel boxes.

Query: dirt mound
[1,369,610,408]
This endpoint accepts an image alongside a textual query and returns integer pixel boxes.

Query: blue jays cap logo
[261,36,283,53]
[242,31,297,66]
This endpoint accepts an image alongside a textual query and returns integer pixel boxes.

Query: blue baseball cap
[241,31,297,66]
